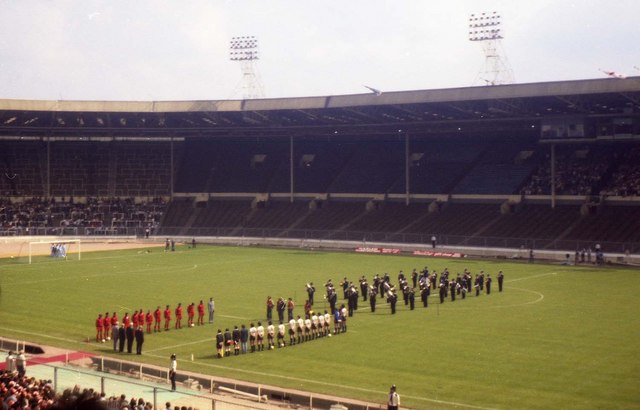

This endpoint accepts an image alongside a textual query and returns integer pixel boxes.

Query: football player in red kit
[154,306,162,332]
[164,305,171,330]
[103,313,111,340]
[197,300,205,326]
[187,303,195,327]
[95,313,104,342]
[122,312,131,329]
[145,310,153,333]
[132,310,139,329]
[175,303,183,329]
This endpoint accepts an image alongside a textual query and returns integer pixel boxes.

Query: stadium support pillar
[550,144,556,209]
[170,137,175,198]
[290,135,294,203]
[405,133,410,205]
[46,137,51,198]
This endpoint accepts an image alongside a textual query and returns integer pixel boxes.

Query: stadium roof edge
[1,77,639,114]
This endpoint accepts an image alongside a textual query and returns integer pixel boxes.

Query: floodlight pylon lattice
[468,11,514,86]
[229,36,265,99]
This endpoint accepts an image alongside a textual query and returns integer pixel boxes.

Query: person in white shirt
[169,354,177,391]
[249,323,257,353]
[311,314,319,339]
[277,322,286,347]
[324,311,331,336]
[15,350,26,377]
[266,321,275,349]
[297,316,305,344]
[388,385,400,410]
[5,351,15,373]
[318,313,326,337]
[304,317,312,342]
[288,318,297,345]
[257,322,265,351]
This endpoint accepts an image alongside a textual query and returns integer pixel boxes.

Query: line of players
[95,301,209,343]
[328,266,505,315]
[214,306,346,358]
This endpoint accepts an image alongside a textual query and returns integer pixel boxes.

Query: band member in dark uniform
[439,282,446,304]
[408,287,415,310]
[266,296,274,321]
[341,277,349,299]
[276,298,286,323]
[360,276,368,302]
[216,329,224,358]
[118,325,126,353]
[497,271,504,292]
[388,290,397,314]
[369,285,377,312]
[449,280,456,302]
[328,288,337,314]
[486,274,492,295]
[411,269,418,289]
[420,283,429,307]
[306,283,315,305]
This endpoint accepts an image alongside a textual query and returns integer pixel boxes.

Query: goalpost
[28,239,82,264]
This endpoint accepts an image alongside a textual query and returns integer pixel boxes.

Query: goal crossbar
[28,239,82,264]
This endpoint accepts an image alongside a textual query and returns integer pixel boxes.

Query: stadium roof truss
[0,77,639,140]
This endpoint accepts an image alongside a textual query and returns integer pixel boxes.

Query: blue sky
[0,0,638,101]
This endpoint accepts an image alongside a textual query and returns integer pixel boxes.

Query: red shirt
[146,312,153,324]
[132,312,139,327]
[96,317,103,328]
[123,315,130,328]
[198,303,205,315]
[154,309,162,322]
[103,315,110,328]
[111,314,119,326]
[137,311,145,325]
[187,304,194,317]
[164,308,171,320]
[175,306,183,318]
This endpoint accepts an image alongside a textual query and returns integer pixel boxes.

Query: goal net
[28,239,81,264]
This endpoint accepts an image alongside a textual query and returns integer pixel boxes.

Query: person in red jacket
[123,312,131,329]
[137,310,145,329]
[103,313,111,340]
[187,303,195,327]
[164,305,171,330]
[95,313,104,342]
[145,310,153,333]
[197,300,205,326]
[132,310,139,329]
[175,303,183,329]
[154,306,162,332]
[111,312,119,327]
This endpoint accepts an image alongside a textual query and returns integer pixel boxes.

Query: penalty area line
[506,272,557,283]
[143,353,496,410]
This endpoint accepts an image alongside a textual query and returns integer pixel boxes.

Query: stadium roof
[0,77,639,139]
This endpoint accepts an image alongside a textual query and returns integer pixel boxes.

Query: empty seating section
[329,142,405,193]
[114,143,171,197]
[404,204,500,237]
[389,141,487,194]
[562,206,640,244]
[481,204,580,240]
[452,143,539,194]
[247,201,309,229]
[346,202,428,233]
[190,200,251,227]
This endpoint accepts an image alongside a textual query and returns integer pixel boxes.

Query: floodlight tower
[229,36,265,99]
[468,11,514,85]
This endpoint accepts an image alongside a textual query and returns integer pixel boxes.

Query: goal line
[28,239,82,264]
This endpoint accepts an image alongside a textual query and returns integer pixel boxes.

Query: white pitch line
[144,352,496,410]
[217,314,250,320]
[145,337,213,353]
[0,326,80,344]
[506,271,557,283]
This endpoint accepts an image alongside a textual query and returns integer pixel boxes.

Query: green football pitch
[1,245,638,409]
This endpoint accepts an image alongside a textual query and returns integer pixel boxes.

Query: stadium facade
[1,77,639,252]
